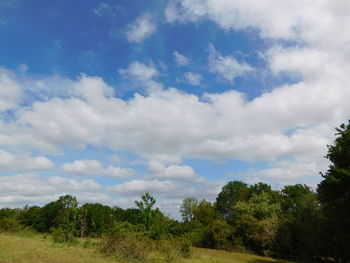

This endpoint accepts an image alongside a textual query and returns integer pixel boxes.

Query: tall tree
[275,184,322,261]
[215,181,250,223]
[135,192,156,231]
[318,121,350,262]
[180,197,198,222]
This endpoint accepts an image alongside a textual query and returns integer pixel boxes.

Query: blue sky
[0,0,349,218]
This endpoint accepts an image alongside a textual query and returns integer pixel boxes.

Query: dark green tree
[275,184,322,261]
[215,181,250,223]
[318,121,350,262]
[78,203,114,237]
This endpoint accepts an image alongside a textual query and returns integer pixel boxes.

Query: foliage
[274,184,322,261]
[215,181,250,223]
[317,121,350,262]
[78,203,114,237]
[100,222,150,262]
[0,217,22,233]
[233,192,281,255]
[156,235,192,262]
[135,192,156,231]
[181,197,198,222]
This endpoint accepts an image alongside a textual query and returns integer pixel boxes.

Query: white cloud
[165,0,316,39]
[0,149,54,171]
[119,61,158,82]
[108,177,221,201]
[62,159,135,178]
[184,72,202,86]
[118,61,162,91]
[0,68,21,111]
[147,161,198,180]
[0,173,102,206]
[174,51,190,66]
[109,179,175,196]
[62,160,102,175]
[7,76,344,165]
[208,46,253,83]
[125,14,156,43]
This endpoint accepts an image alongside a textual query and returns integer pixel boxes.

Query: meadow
[0,233,293,263]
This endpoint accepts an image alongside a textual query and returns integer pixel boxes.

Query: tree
[215,181,250,223]
[33,195,78,242]
[78,203,114,237]
[318,121,350,262]
[135,192,156,231]
[180,197,198,222]
[233,192,281,255]
[275,184,322,261]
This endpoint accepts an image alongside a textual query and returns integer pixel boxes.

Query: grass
[0,233,294,263]
[0,233,114,263]
[184,248,293,263]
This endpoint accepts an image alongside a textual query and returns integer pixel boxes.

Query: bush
[156,236,192,262]
[100,222,150,262]
[0,218,22,233]
[50,227,77,246]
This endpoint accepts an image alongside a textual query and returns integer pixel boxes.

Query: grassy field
[0,233,293,263]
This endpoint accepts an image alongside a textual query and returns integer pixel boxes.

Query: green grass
[0,233,294,263]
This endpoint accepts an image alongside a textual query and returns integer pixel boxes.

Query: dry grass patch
[184,247,294,263]
[0,233,114,263]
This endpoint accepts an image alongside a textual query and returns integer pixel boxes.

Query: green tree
[135,192,156,231]
[192,200,232,249]
[318,121,350,262]
[78,203,114,237]
[275,184,322,261]
[180,197,198,222]
[234,192,281,255]
[33,195,78,242]
[215,181,250,223]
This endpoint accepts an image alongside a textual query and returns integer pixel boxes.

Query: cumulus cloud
[184,72,202,86]
[174,51,190,66]
[62,159,135,178]
[126,14,156,43]
[208,46,253,83]
[108,177,221,201]
[147,161,198,180]
[165,0,314,39]
[0,173,102,206]
[5,75,344,166]
[0,150,54,171]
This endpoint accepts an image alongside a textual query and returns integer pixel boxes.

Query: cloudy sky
[0,0,349,217]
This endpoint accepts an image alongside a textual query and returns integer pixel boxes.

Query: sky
[0,0,349,218]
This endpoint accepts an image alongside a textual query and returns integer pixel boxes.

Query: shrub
[100,222,150,262]
[50,227,77,246]
[155,235,192,262]
[0,218,22,233]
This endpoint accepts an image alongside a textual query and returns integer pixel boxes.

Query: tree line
[1,121,349,262]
